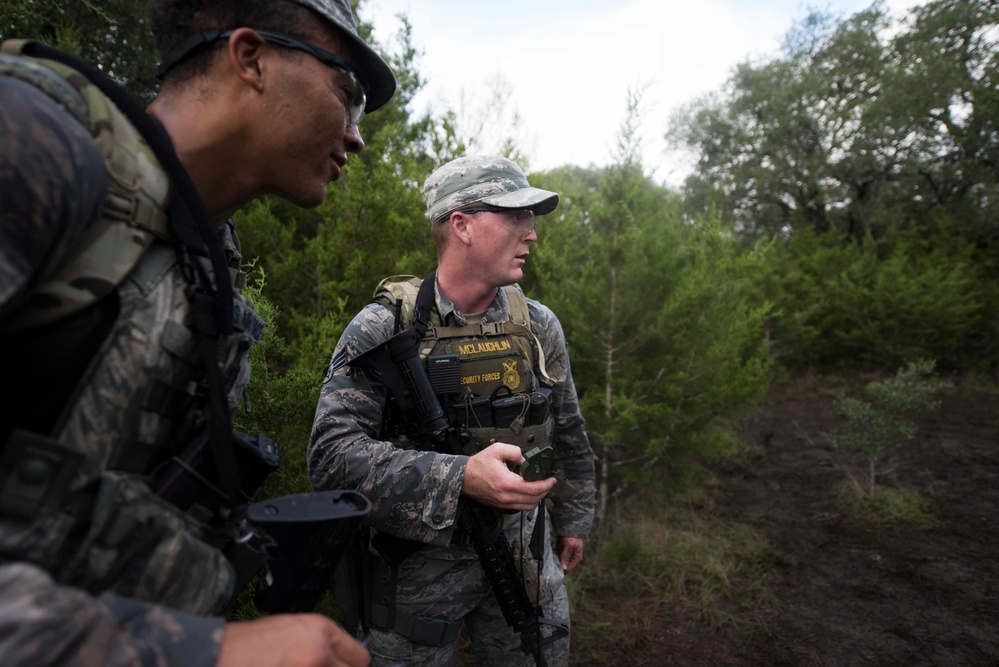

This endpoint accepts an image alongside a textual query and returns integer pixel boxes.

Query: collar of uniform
[434,279,510,327]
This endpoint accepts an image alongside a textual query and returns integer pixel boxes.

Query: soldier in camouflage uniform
[310,155,596,667]
[0,1,394,665]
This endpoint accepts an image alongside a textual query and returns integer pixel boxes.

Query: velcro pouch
[56,471,235,614]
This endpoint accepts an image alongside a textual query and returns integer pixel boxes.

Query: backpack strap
[10,41,241,504]
[0,40,172,332]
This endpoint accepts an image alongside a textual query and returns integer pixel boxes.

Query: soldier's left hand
[555,536,585,573]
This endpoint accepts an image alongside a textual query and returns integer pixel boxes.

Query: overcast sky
[363,0,926,186]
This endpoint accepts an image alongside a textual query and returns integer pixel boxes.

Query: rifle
[152,425,371,613]
[350,326,567,666]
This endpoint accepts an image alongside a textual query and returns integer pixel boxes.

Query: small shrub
[823,359,951,495]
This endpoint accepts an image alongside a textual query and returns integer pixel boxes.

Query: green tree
[669,0,999,244]
[669,0,999,373]
[530,93,774,525]
[764,223,994,369]
[823,359,950,495]
[0,0,160,100]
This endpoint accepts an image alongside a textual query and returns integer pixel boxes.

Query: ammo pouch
[463,401,574,504]
[58,471,235,614]
[352,530,464,647]
[0,462,235,614]
[457,387,554,455]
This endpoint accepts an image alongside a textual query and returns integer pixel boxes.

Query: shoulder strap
[0,41,172,331]
[17,41,233,338]
[13,42,241,503]
[372,275,421,334]
[412,271,437,339]
[500,284,552,385]
[501,284,531,329]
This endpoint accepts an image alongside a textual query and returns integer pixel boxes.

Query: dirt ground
[576,381,999,667]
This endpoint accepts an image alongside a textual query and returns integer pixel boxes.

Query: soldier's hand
[462,442,556,511]
[218,614,369,667]
[556,535,585,573]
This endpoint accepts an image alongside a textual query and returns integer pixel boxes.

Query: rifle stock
[249,489,371,613]
[153,426,370,614]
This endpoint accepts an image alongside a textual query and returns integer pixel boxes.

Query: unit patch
[502,359,521,390]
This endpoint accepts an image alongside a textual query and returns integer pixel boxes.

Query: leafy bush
[530,163,775,504]
[822,359,950,495]
[766,227,994,370]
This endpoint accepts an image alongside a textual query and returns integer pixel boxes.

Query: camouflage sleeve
[308,302,466,546]
[528,299,596,538]
[0,75,109,316]
[0,563,222,667]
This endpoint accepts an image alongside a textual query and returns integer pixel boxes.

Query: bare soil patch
[573,382,999,666]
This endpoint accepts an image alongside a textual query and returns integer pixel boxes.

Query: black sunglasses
[155,29,368,125]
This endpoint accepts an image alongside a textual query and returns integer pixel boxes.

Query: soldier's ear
[226,28,268,92]
[450,211,474,246]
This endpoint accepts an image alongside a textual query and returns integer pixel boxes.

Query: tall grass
[567,485,776,663]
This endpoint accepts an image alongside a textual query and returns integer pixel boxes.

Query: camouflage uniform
[0,47,256,667]
[309,158,596,667]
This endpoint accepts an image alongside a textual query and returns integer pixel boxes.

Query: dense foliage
[0,0,159,101]
[670,0,999,371]
[526,102,773,518]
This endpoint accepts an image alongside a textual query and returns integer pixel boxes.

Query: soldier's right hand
[462,442,557,511]
[218,614,369,667]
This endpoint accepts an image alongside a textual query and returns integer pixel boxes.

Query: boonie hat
[293,0,396,112]
[423,155,560,223]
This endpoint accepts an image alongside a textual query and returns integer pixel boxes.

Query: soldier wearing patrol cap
[310,155,596,666]
[0,1,394,665]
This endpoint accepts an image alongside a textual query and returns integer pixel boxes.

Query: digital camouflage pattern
[423,155,560,223]
[0,50,262,665]
[0,77,107,317]
[310,281,595,541]
[0,236,261,611]
[363,514,570,667]
[0,50,88,124]
[309,279,595,666]
[0,563,222,667]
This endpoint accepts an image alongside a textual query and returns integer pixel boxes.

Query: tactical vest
[372,275,554,454]
[336,276,563,644]
[0,42,264,614]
